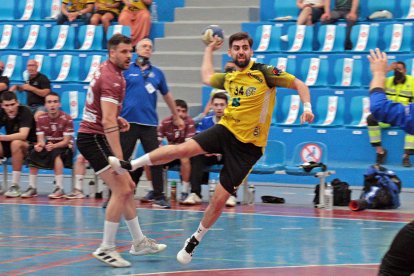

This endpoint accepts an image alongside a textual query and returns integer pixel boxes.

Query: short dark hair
[1,91,17,102]
[175,99,188,110]
[229,32,253,48]
[212,92,228,103]
[107,34,131,50]
[45,92,60,101]
[396,61,406,69]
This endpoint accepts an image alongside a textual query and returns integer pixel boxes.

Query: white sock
[193,222,209,242]
[12,171,21,185]
[55,175,64,189]
[125,217,144,243]
[182,181,190,193]
[75,175,83,191]
[29,174,37,189]
[131,154,152,170]
[101,220,119,249]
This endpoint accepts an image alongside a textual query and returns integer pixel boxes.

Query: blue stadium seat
[286,25,314,52]
[272,0,297,21]
[403,57,414,76]
[251,140,286,173]
[269,56,297,75]
[60,90,86,120]
[400,0,414,20]
[349,24,379,52]
[53,54,80,82]
[15,91,28,105]
[300,57,329,87]
[383,23,413,52]
[316,24,346,52]
[0,2,15,20]
[345,96,370,128]
[49,25,76,51]
[254,24,283,53]
[331,57,363,88]
[285,141,328,176]
[43,0,61,19]
[78,25,104,50]
[1,55,24,82]
[274,94,304,127]
[311,95,345,128]
[81,54,107,82]
[17,0,43,20]
[106,25,132,41]
[0,24,20,50]
[21,24,48,50]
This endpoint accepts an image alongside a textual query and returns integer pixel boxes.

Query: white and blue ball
[201,25,224,45]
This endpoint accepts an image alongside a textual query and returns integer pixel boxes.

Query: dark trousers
[56,12,92,25]
[120,124,165,200]
[189,154,223,198]
[322,9,357,50]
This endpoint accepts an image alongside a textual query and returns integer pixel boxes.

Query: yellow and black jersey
[385,75,414,105]
[62,0,95,12]
[210,60,295,147]
[123,0,149,11]
[95,0,121,14]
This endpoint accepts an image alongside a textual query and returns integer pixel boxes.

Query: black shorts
[76,133,113,174]
[28,147,73,169]
[310,7,324,23]
[192,124,263,195]
[94,10,118,19]
[1,141,12,158]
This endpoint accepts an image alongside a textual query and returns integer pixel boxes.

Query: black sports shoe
[402,155,412,167]
[177,236,199,264]
[376,149,387,164]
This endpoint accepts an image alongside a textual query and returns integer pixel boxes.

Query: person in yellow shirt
[118,0,152,47]
[90,0,121,33]
[108,32,314,264]
[57,0,95,25]
[367,61,414,167]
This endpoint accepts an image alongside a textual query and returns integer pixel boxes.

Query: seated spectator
[90,0,122,33]
[57,0,95,25]
[118,0,152,47]
[65,154,88,199]
[22,92,74,199]
[182,92,230,206]
[10,60,51,116]
[297,0,325,25]
[2,91,36,198]
[321,0,359,50]
[0,61,9,96]
[158,99,196,201]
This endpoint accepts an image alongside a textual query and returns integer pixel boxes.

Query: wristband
[303,102,312,113]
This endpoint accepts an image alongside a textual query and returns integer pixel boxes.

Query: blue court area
[0,202,407,275]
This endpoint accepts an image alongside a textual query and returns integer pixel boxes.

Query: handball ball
[201,25,224,45]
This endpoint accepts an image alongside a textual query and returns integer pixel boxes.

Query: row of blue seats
[261,0,414,22]
[252,22,414,53]
[0,24,131,51]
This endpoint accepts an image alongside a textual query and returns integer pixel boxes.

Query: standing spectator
[90,0,122,34]
[57,0,94,25]
[321,0,359,50]
[2,92,36,198]
[10,60,51,115]
[120,38,184,209]
[297,0,325,25]
[367,61,414,167]
[158,99,196,201]
[118,0,152,47]
[22,92,74,199]
[76,34,166,268]
[0,61,9,96]
[182,92,228,206]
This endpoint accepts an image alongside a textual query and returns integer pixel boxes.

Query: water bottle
[324,182,333,210]
[247,185,255,204]
[209,179,216,200]
[170,181,177,201]
[151,1,158,22]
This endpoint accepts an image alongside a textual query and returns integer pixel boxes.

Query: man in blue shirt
[121,38,184,208]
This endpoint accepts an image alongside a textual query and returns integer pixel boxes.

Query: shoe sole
[48,195,65,199]
[152,204,171,209]
[92,252,131,268]
[129,245,167,256]
[5,195,21,198]
[21,195,38,198]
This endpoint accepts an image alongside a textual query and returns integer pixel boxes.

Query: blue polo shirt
[121,61,169,126]
[196,115,217,133]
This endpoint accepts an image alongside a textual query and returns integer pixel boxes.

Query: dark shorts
[94,10,118,19]
[76,133,113,174]
[1,141,12,158]
[28,147,73,169]
[310,7,324,23]
[192,124,263,195]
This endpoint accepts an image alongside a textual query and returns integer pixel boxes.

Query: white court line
[163,229,184,231]
[280,227,303,230]
[241,228,263,230]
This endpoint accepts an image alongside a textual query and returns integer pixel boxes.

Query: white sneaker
[130,236,167,256]
[177,236,199,265]
[92,247,131,268]
[280,35,289,42]
[225,196,237,207]
[181,193,202,205]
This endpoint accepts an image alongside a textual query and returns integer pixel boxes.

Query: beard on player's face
[233,56,250,68]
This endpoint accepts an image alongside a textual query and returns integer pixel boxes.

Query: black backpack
[314,178,352,207]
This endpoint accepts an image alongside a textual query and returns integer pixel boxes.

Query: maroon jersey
[157,115,196,145]
[79,60,126,135]
[36,110,74,143]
